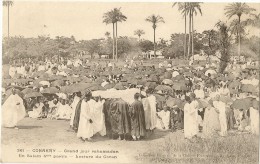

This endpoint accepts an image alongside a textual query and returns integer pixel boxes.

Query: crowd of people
[2,56,259,141]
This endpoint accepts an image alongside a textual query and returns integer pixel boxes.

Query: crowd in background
[2,56,259,141]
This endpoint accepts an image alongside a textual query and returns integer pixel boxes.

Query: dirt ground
[2,117,259,164]
[1,117,176,163]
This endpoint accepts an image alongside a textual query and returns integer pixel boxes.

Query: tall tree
[225,3,256,61]
[103,10,116,60]
[3,0,14,38]
[114,8,127,61]
[202,29,218,62]
[145,14,165,58]
[185,2,202,61]
[134,29,145,41]
[103,8,127,60]
[173,2,187,59]
[215,21,232,73]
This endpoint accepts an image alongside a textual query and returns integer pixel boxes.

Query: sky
[2,1,260,41]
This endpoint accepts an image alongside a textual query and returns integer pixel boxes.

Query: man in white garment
[2,88,26,129]
[146,89,157,132]
[184,96,198,139]
[213,94,227,136]
[70,92,82,127]
[77,91,95,142]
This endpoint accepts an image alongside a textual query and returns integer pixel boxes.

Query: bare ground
[1,117,259,164]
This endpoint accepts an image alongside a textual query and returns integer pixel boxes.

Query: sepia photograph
[1,1,260,163]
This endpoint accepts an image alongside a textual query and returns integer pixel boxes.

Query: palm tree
[3,0,13,38]
[103,10,116,59]
[173,2,187,59]
[103,8,127,60]
[225,3,256,61]
[185,2,202,60]
[145,15,165,58]
[134,29,145,41]
[114,8,127,61]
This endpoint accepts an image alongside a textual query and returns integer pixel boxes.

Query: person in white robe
[9,65,16,78]
[28,98,44,119]
[156,107,170,130]
[77,92,95,141]
[213,94,227,136]
[55,98,72,120]
[146,91,157,131]
[70,92,82,127]
[250,99,259,135]
[91,98,106,136]
[2,88,26,129]
[184,96,198,139]
[194,85,205,99]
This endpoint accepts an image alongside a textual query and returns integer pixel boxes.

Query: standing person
[146,89,157,133]
[250,98,259,135]
[77,91,94,142]
[184,96,198,139]
[2,88,26,129]
[130,93,146,141]
[213,94,227,137]
[70,92,81,128]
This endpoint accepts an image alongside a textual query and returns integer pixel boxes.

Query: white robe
[9,67,16,78]
[213,101,227,136]
[184,101,198,139]
[2,94,26,127]
[250,107,259,135]
[70,96,81,126]
[91,100,106,136]
[147,95,157,130]
[156,110,170,130]
[28,103,44,119]
[56,104,72,119]
[77,100,94,139]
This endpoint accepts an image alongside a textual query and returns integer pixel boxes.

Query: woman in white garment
[2,88,26,129]
[77,91,95,142]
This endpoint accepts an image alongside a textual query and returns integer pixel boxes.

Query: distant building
[142,50,164,59]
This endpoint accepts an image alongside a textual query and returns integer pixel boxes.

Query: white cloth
[2,94,26,127]
[194,89,205,99]
[213,101,227,136]
[56,104,72,119]
[184,101,198,139]
[172,71,180,78]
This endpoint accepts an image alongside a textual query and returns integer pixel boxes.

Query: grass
[136,133,259,164]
